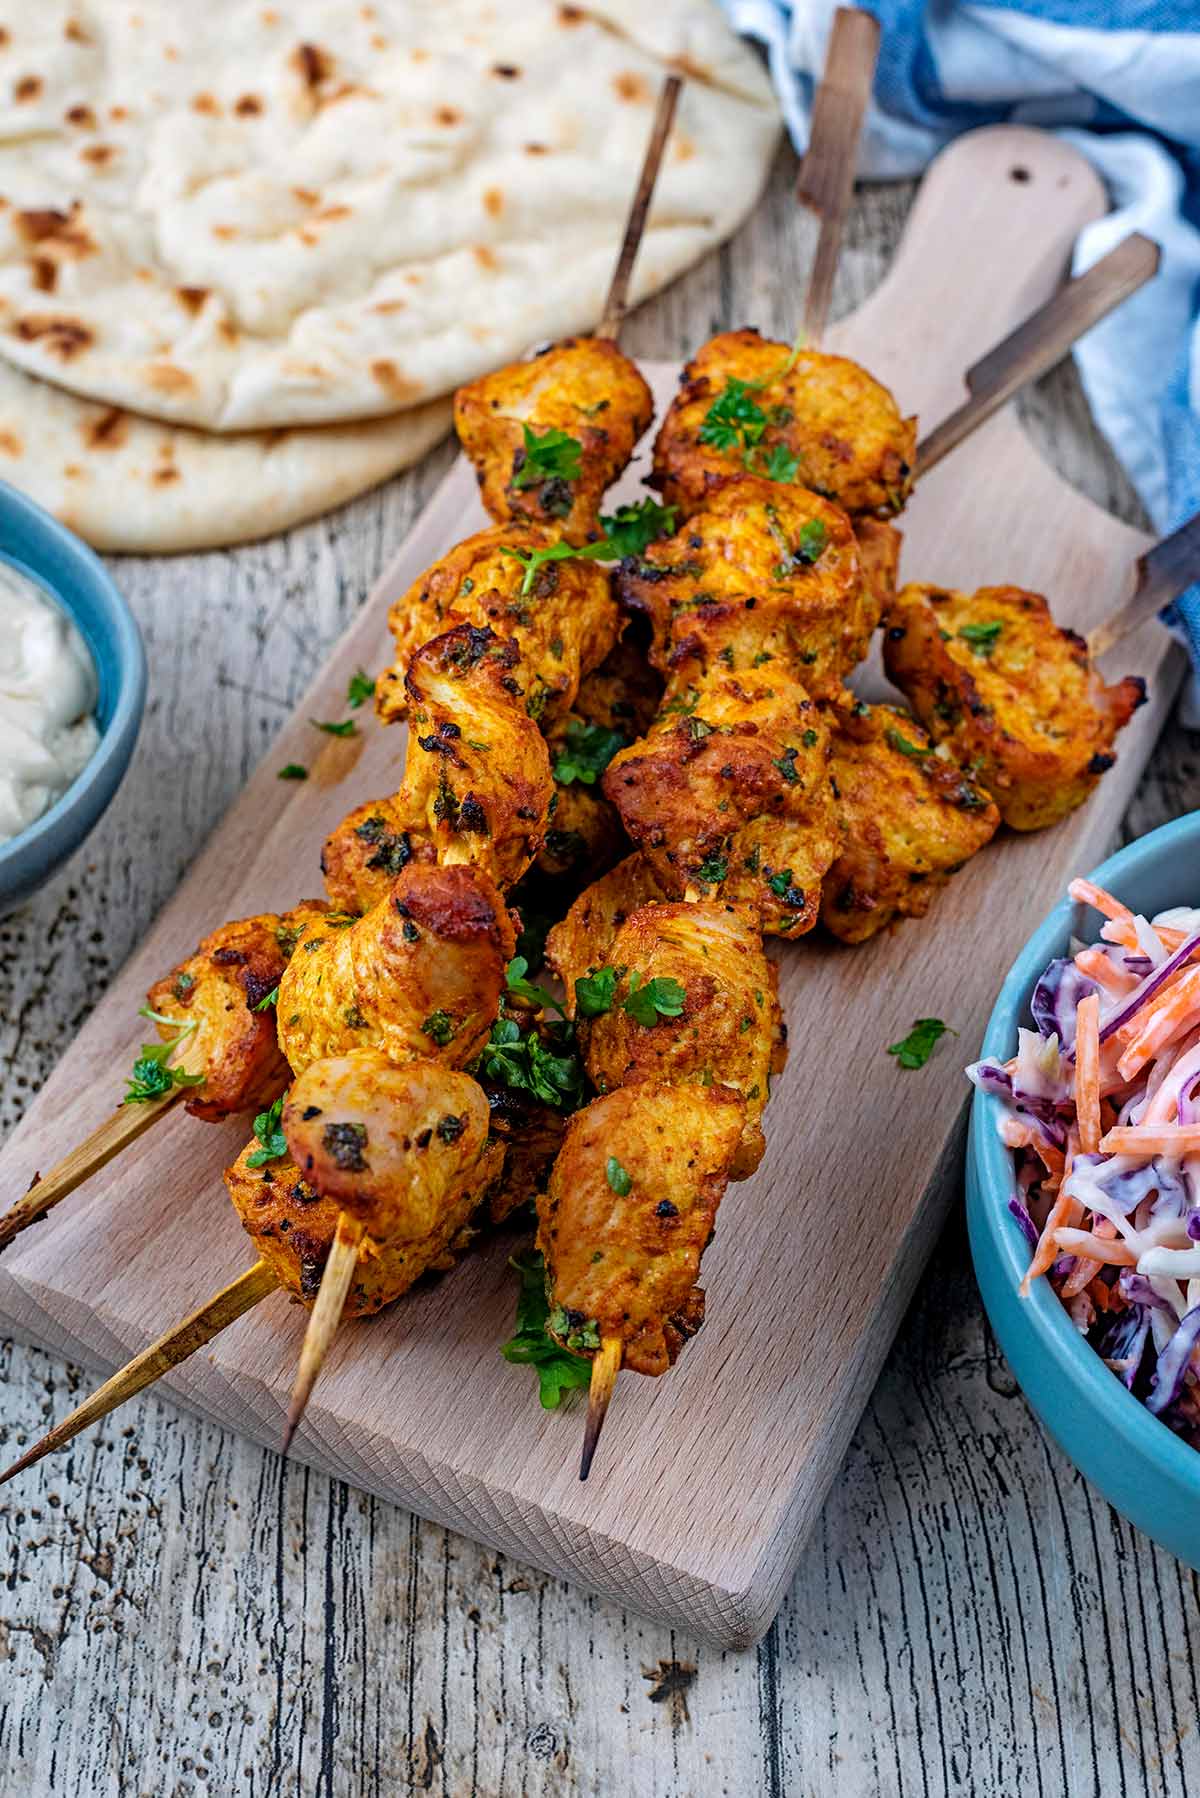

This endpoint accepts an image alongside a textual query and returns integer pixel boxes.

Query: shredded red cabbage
[1148,1305,1200,1415]
[1098,928,1200,1046]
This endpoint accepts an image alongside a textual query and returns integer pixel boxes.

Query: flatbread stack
[0,1,779,552]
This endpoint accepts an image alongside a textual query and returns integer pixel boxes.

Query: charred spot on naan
[13,315,93,360]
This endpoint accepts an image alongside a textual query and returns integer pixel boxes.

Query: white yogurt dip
[0,561,101,844]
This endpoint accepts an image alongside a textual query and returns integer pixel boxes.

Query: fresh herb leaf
[346,668,375,709]
[421,1010,457,1047]
[311,717,358,738]
[598,498,677,556]
[246,1094,289,1167]
[695,850,728,884]
[606,1155,633,1196]
[575,966,618,1018]
[958,621,1003,657]
[512,424,582,491]
[277,762,308,781]
[623,972,686,1028]
[751,442,801,483]
[123,1014,203,1104]
[699,378,768,452]
[253,985,279,1013]
[552,719,626,787]
[473,1017,585,1110]
[887,1017,955,1070]
[505,955,564,1016]
[500,1252,592,1408]
[885,727,931,759]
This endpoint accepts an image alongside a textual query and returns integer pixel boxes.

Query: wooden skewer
[596,73,683,342]
[0,1258,277,1486]
[916,233,1160,477]
[1088,511,1200,660]
[0,1031,207,1257]
[580,1334,623,1481]
[281,1212,366,1453]
[795,7,880,347]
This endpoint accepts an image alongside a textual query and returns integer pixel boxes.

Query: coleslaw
[968,877,1200,1445]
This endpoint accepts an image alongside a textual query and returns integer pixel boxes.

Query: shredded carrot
[1052,1228,1139,1266]
[1074,992,1101,1153]
[1021,1188,1084,1295]
[1075,947,1138,996]
[1069,879,1133,922]
[1115,967,1200,1083]
[1100,1123,1200,1156]
[999,1118,1065,1181]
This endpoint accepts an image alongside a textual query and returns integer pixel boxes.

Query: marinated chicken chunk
[375,521,619,731]
[652,328,916,521]
[581,899,782,1178]
[145,900,329,1121]
[278,863,513,1074]
[619,476,870,703]
[454,336,654,541]
[480,1081,568,1225]
[820,702,1000,944]
[321,795,431,917]
[545,853,669,993]
[537,1082,746,1376]
[882,584,1148,832]
[602,668,838,936]
[283,1051,498,1243]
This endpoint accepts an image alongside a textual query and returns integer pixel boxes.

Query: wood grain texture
[1,135,1197,1794]
[0,127,1184,1653]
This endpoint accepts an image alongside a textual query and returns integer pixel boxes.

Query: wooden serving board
[0,127,1184,1649]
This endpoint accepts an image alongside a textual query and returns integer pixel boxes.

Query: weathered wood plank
[1,143,1195,1796]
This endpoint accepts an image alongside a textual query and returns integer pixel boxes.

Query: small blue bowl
[968,811,1200,1569]
[0,482,145,913]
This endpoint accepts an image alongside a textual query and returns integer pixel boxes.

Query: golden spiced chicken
[323,622,553,912]
[282,1051,497,1244]
[536,633,664,883]
[820,702,1001,944]
[454,336,654,541]
[145,900,329,1122]
[277,863,513,1074]
[602,668,838,936]
[882,584,1148,832]
[618,476,873,703]
[545,853,669,991]
[374,521,619,732]
[651,329,916,522]
[579,899,783,1179]
[537,1082,745,1376]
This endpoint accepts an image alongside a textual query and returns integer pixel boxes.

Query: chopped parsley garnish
[885,727,931,759]
[802,728,819,747]
[773,747,800,784]
[246,1095,288,1167]
[575,966,619,1018]
[421,1010,457,1046]
[511,424,582,491]
[552,719,626,787]
[695,850,728,884]
[346,668,375,709]
[253,985,279,1013]
[958,621,1003,657]
[699,377,768,452]
[606,1156,633,1196]
[505,955,564,1016]
[311,717,358,737]
[500,1251,592,1408]
[887,1017,955,1070]
[122,1010,204,1105]
[473,1017,585,1110]
[623,972,686,1028]
[751,443,801,483]
[598,498,677,556]
[277,762,308,781]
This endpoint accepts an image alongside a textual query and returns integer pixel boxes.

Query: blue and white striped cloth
[719,0,1200,704]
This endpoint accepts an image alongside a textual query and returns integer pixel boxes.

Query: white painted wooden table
[2,150,1198,1798]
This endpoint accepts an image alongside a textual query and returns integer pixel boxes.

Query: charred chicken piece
[536,1081,745,1376]
[375,521,619,732]
[619,476,871,703]
[454,336,654,541]
[602,667,838,936]
[580,899,783,1179]
[321,796,431,918]
[536,633,664,885]
[820,702,1001,944]
[282,1050,499,1244]
[882,584,1148,832]
[652,327,916,522]
[278,862,514,1075]
[479,1081,569,1225]
[545,853,669,993]
[145,900,329,1122]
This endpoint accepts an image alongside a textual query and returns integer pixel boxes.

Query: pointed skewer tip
[579,1336,623,1481]
[280,1213,365,1456]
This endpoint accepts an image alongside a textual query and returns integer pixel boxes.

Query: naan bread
[0,354,451,552]
[0,1,779,432]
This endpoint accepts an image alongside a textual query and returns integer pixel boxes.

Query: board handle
[1089,511,1200,659]
[916,233,1160,475]
[795,7,880,345]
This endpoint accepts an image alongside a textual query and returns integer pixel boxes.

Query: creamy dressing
[0,561,101,844]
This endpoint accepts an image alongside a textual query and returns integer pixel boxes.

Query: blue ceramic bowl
[967,811,1200,1569]
[0,482,145,912]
